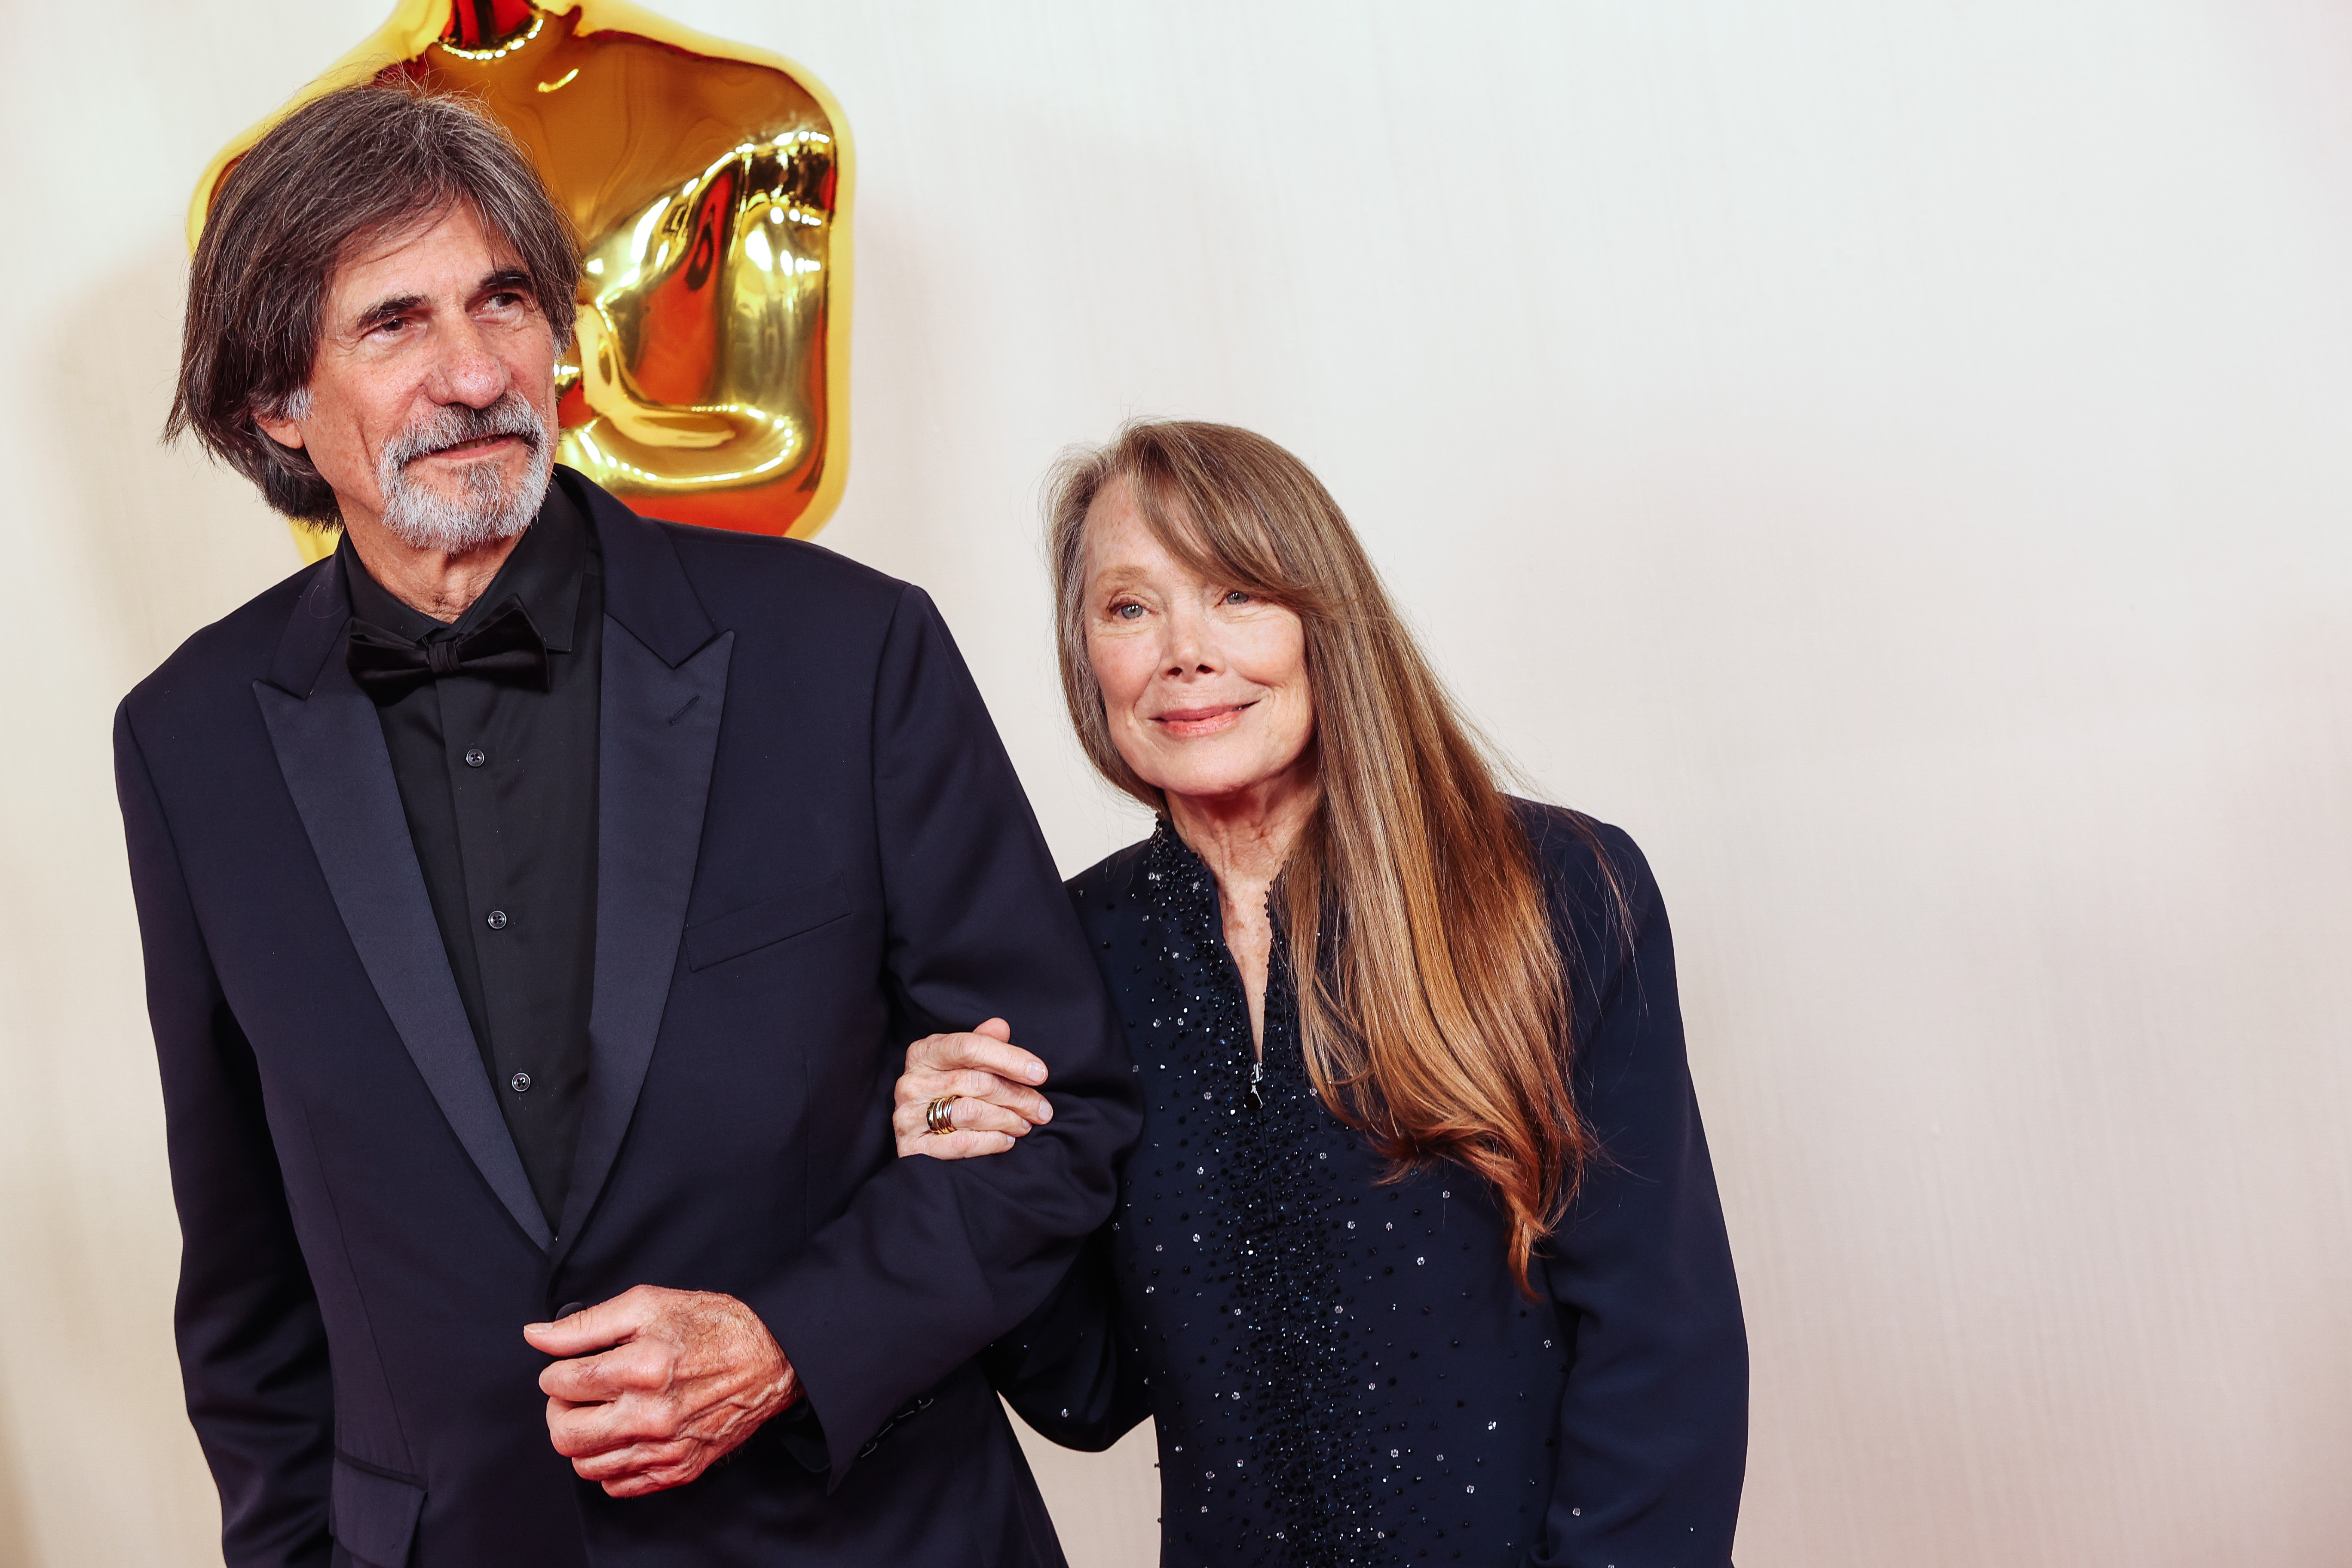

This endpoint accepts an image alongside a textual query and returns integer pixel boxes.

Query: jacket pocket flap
[331,1455,424,1568]
[685,875,851,971]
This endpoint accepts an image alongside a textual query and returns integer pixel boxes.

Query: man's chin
[377,453,551,553]
[408,442,543,490]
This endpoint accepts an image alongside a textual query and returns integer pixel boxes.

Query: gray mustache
[383,396,547,470]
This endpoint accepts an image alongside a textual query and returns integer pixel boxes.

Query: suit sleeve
[115,703,334,1568]
[979,1225,1152,1452]
[743,586,1143,1482]
[1531,821,1748,1567]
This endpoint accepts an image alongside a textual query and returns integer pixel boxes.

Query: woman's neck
[1166,773,1315,889]
[1165,766,1319,1054]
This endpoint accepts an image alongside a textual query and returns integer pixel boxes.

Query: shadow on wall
[15,231,274,1566]
[0,1365,34,1568]
[47,236,303,686]
[813,103,1293,882]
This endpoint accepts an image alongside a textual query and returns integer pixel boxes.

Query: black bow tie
[346,595,552,704]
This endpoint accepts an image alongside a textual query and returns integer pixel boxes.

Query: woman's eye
[1223,590,1252,605]
[1112,602,1145,621]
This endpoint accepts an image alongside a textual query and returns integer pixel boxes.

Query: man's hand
[892,1017,1054,1159]
[524,1286,798,1497]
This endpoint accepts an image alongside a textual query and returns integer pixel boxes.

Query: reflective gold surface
[190,1,853,559]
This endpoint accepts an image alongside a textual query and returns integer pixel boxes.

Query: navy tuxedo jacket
[114,472,1142,1568]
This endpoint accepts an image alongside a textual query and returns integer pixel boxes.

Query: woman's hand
[892,1017,1054,1159]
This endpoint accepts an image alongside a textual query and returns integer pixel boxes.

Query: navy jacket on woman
[985,803,1746,1567]
[115,469,1141,1568]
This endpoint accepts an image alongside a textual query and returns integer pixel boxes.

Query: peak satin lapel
[254,656,556,1251]
[556,620,733,1257]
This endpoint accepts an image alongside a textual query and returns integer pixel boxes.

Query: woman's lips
[1152,703,1252,738]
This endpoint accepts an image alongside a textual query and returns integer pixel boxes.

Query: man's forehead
[329,203,525,311]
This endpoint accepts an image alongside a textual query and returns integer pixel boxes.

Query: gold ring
[925,1095,960,1136]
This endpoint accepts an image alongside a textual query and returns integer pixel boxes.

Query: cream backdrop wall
[3,2,2348,1564]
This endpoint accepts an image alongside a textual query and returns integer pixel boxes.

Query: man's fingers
[523,1284,655,1358]
[532,1286,790,1494]
[545,1388,682,1456]
[539,1339,665,1403]
[597,1449,708,1497]
[540,1356,613,1406]
[567,1433,694,1481]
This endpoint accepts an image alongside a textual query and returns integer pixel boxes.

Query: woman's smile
[1151,701,1256,738]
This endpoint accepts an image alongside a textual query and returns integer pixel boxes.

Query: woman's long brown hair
[1046,419,1598,1293]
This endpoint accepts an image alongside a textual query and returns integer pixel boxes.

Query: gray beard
[374,396,553,552]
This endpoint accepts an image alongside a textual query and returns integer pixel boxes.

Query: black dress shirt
[342,489,601,1231]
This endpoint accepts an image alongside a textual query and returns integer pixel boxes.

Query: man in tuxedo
[118,83,1137,1567]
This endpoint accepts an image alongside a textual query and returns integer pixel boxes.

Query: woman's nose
[1161,608,1219,675]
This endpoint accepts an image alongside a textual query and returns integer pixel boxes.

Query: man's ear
[254,388,312,450]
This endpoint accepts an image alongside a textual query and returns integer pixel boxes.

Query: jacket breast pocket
[684,874,851,971]
[330,1453,424,1568]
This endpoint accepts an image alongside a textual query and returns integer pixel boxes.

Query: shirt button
[486,909,509,930]
[510,1072,532,1093]
[465,747,487,768]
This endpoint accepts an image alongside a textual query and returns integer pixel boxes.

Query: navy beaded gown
[983,802,1746,1568]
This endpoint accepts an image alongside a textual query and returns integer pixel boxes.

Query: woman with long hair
[895,420,1746,1566]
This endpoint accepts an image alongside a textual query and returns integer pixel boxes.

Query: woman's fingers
[946,1067,1051,1120]
[892,1066,1053,1128]
[891,1087,1037,1142]
[903,1026,1050,1090]
[942,1096,1038,1137]
[891,1089,1026,1158]
[901,1128,1018,1161]
[891,1024,1056,1160]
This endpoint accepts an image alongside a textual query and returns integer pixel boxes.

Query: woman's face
[1082,479,1315,808]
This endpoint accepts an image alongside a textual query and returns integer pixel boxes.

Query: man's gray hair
[166,80,579,525]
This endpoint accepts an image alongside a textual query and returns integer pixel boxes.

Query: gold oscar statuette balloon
[190,0,853,561]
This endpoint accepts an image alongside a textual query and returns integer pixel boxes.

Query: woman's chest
[1100,951,1547,1349]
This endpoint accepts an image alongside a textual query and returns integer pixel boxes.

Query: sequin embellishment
[1136,824,1387,1565]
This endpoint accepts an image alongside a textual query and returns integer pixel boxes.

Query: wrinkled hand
[524,1285,797,1497]
[892,1017,1053,1159]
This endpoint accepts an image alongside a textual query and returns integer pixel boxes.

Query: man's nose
[426,320,511,407]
